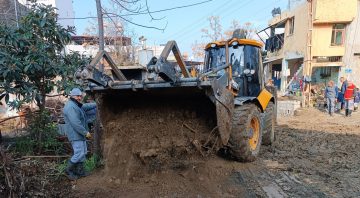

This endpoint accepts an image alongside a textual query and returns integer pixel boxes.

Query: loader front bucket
[91,85,220,180]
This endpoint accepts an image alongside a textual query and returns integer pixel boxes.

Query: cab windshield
[204,44,261,96]
[204,45,260,78]
[204,47,226,72]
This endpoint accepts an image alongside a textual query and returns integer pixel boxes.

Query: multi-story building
[18,0,75,28]
[262,0,360,92]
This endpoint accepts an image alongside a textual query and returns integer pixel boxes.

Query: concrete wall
[313,0,357,23]
[55,0,74,28]
[266,3,308,91]
[282,3,309,59]
[267,3,309,60]
[342,0,360,86]
[18,0,74,28]
[312,24,345,56]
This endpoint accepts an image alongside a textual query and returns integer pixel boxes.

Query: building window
[314,56,342,63]
[289,17,295,35]
[320,67,332,78]
[331,24,345,46]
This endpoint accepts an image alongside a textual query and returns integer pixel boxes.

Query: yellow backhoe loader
[76,30,276,162]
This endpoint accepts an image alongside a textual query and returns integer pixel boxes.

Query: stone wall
[0,0,29,26]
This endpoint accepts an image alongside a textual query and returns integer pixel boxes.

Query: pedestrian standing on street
[63,88,96,180]
[354,87,360,111]
[324,80,337,116]
[344,81,356,117]
[340,77,348,110]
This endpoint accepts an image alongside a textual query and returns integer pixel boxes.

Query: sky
[68,0,302,57]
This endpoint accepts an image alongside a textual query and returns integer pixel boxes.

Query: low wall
[277,100,301,117]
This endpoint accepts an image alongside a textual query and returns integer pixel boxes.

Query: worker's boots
[76,162,90,177]
[65,161,79,180]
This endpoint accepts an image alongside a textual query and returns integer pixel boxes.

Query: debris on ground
[0,146,71,197]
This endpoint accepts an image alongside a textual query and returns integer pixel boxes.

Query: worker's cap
[69,88,82,96]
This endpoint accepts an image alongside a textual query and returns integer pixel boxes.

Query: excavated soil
[71,95,360,198]
[73,91,253,197]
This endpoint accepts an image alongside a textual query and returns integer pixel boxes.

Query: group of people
[324,77,359,116]
[63,88,97,180]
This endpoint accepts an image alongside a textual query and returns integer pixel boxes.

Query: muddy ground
[3,99,359,197]
[68,95,360,198]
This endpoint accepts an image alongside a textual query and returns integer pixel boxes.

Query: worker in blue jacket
[63,88,96,180]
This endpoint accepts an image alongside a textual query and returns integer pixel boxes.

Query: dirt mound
[85,92,241,196]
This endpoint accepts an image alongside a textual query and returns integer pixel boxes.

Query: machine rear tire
[262,102,275,145]
[228,104,262,162]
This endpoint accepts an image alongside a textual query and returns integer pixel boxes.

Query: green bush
[55,154,102,177]
[14,110,64,155]
[84,154,102,172]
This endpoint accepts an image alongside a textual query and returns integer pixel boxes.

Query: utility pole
[13,0,19,28]
[94,0,105,156]
[288,0,291,10]
[96,0,105,51]
[95,0,105,71]
[306,0,313,107]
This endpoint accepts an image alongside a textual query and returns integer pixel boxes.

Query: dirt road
[71,107,360,198]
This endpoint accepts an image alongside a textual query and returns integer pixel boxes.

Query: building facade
[263,0,360,92]
[18,0,74,28]
[0,0,28,26]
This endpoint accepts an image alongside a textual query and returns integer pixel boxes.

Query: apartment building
[262,0,360,92]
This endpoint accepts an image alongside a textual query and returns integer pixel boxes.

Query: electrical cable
[162,0,241,42]
[174,0,254,43]
[58,0,214,20]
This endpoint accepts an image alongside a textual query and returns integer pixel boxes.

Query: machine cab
[204,38,264,97]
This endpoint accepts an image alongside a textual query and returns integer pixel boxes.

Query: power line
[58,0,213,20]
[162,0,239,42]
[174,0,254,43]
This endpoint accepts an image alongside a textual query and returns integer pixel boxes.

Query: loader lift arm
[75,50,127,87]
[147,40,190,83]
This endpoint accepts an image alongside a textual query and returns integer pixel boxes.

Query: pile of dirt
[102,93,222,195]
[71,105,360,197]
[73,92,253,197]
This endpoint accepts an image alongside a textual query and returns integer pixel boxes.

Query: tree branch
[103,11,167,31]
[111,0,145,14]
[145,0,164,21]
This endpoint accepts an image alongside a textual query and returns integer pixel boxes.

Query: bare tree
[192,16,258,61]
[103,0,167,31]
[191,40,206,60]
[201,16,223,41]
